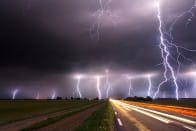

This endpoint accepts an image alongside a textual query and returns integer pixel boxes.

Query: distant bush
[93,97,99,100]
[56,97,62,100]
[125,96,153,102]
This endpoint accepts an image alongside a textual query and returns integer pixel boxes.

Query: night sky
[0,0,196,99]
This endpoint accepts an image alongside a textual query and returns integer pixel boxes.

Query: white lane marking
[183,126,196,131]
[118,101,195,125]
[115,112,117,115]
[125,105,171,123]
[117,118,123,126]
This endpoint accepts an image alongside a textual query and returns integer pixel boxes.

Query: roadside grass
[74,100,114,131]
[0,100,98,125]
[20,101,101,131]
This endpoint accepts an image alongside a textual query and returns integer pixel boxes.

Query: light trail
[96,75,102,99]
[128,104,196,125]
[183,126,196,131]
[12,89,19,100]
[153,1,180,100]
[105,69,111,98]
[90,0,118,41]
[126,104,171,124]
[111,100,196,125]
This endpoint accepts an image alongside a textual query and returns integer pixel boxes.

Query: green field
[0,100,100,125]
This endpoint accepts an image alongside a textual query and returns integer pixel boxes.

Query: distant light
[185,71,196,77]
[93,74,104,79]
[124,72,157,80]
[141,73,157,78]
[127,76,133,80]
[123,74,134,80]
[74,74,84,79]
[96,75,100,79]
[153,0,160,8]
[146,74,153,78]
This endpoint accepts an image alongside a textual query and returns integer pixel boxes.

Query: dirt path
[37,103,103,131]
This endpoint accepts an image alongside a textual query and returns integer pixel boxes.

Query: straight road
[110,99,196,131]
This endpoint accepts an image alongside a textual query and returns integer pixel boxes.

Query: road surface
[110,99,196,131]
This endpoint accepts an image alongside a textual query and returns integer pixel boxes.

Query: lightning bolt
[36,92,40,100]
[96,75,102,99]
[90,0,118,41]
[12,89,19,100]
[128,79,133,97]
[168,0,196,73]
[51,90,56,100]
[153,1,180,100]
[170,0,196,29]
[105,70,111,98]
[184,91,189,98]
[73,75,83,98]
[147,75,152,97]
[153,0,196,100]
[76,77,82,98]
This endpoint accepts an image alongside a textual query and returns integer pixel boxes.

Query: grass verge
[74,100,114,131]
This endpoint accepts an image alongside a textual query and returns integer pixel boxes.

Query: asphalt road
[110,99,196,131]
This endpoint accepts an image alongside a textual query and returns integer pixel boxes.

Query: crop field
[0,100,100,125]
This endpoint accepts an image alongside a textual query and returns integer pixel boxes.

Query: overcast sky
[0,0,195,99]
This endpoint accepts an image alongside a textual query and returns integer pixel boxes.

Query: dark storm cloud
[0,0,162,73]
[0,0,196,98]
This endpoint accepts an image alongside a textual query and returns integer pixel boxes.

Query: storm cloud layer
[0,0,196,99]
